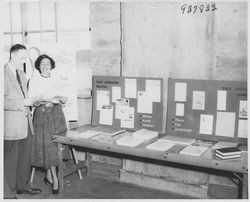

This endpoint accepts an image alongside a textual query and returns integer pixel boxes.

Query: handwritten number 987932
[181,4,218,14]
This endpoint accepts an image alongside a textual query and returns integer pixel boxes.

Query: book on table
[215,147,242,156]
[212,141,238,150]
[215,153,241,160]
[179,145,209,157]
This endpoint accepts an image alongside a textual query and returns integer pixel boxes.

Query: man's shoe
[16,190,22,194]
[4,196,17,199]
[16,187,42,195]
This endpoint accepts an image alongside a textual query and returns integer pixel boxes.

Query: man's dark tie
[16,70,25,98]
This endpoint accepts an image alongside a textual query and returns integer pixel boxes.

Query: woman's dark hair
[34,54,55,73]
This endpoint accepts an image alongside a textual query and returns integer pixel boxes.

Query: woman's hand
[24,98,34,107]
[33,100,53,107]
[52,96,68,104]
[33,96,53,106]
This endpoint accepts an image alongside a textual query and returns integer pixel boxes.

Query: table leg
[71,147,83,180]
[58,143,64,192]
[30,167,35,183]
[85,152,91,175]
[242,173,248,199]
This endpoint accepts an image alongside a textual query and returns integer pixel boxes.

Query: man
[4,44,42,199]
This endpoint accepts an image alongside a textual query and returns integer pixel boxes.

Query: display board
[166,78,247,144]
[92,76,163,132]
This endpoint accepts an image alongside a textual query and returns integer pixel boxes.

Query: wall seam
[210,4,216,80]
[119,2,123,77]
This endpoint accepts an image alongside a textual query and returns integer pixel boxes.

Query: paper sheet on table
[215,112,235,137]
[146,140,176,152]
[145,79,161,102]
[68,130,101,139]
[112,86,121,103]
[99,105,113,126]
[91,134,114,144]
[174,82,187,102]
[217,90,227,111]
[238,119,248,138]
[116,136,145,147]
[137,91,153,114]
[199,114,213,135]
[120,107,135,128]
[158,135,195,145]
[176,103,184,117]
[125,78,137,98]
[192,91,205,110]
[115,98,129,119]
[132,128,158,141]
[179,145,208,156]
[239,100,247,119]
[96,90,110,110]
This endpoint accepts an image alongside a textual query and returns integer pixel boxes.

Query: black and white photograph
[0,0,248,200]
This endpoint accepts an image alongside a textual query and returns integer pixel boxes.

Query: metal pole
[54,2,58,42]
[9,2,13,45]
[39,1,43,42]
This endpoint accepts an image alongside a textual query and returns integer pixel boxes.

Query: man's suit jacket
[4,64,34,140]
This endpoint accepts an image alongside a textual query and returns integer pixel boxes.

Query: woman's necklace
[41,72,51,78]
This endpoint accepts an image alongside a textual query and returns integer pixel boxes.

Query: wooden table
[53,126,248,199]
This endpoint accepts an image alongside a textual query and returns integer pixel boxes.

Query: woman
[28,54,67,194]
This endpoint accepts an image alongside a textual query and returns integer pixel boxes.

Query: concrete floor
[16,162,195,199]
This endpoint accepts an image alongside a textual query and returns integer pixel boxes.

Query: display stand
[92,76,163,132]
[53,77,248,198]
[166,78,247,144]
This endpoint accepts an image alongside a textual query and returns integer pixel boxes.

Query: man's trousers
[4,126,32,198]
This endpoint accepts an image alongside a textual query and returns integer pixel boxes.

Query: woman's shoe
[52,188,59,195]
[52,180,59,195]
[44,177,52,185]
